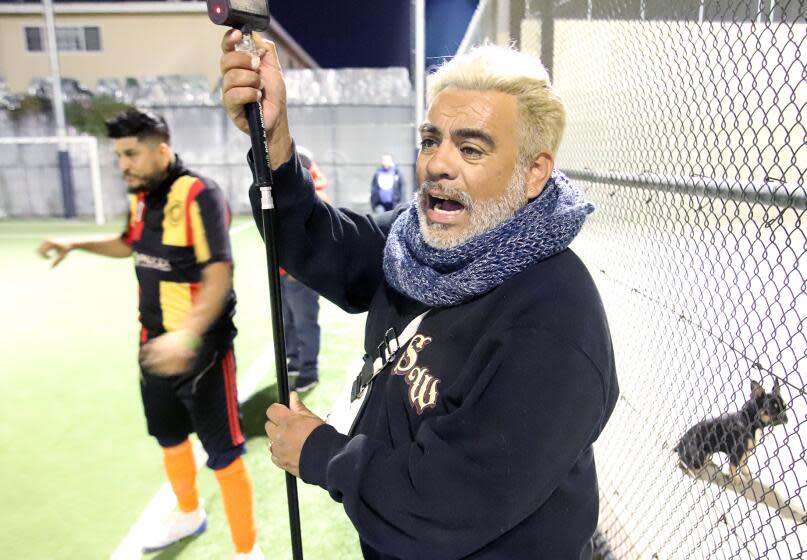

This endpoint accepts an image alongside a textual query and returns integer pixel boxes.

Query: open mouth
[428,194,466,213]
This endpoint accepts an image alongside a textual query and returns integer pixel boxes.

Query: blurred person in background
[222,31,618,560]
[280,145,330,393]
[37,108,263,560]
[370,153,404,213]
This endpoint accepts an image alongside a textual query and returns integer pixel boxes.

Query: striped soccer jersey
[122,156,236,343]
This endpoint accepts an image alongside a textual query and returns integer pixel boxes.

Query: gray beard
[416,166,529,249]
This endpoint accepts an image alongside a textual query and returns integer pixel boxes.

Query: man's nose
[424,143,458,181]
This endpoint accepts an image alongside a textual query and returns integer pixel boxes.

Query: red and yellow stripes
[159,281,201,332]
[161,176,211,262]
[222,350,244,446]
[188,198,212,263]
[124,193,146,245]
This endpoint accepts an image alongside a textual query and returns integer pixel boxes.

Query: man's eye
[420,138,437,149]
[461,146,482,157]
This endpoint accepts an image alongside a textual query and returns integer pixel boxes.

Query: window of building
[24,26,43,52]
[24,26,102,53]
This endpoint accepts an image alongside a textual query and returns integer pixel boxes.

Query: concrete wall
[0,100,416,220]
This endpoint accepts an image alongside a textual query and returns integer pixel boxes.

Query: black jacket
[249,151,619,560]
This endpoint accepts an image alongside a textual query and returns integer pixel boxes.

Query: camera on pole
[206,0,271,32]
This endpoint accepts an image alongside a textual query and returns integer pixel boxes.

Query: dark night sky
[42,0,479,71]
[268,0,479,71]
[269,2,413,69]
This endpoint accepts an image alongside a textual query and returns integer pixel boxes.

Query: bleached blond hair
[427,45,566,161]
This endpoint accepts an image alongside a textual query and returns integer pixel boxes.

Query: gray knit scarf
[382,170,594,307]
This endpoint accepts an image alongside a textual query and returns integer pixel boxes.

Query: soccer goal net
[0,135,106,224]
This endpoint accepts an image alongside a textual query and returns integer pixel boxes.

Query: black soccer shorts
[139,341,245,468]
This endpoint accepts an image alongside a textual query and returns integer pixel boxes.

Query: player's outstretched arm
[37,234,132,267]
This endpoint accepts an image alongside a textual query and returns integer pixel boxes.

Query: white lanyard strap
[350,310,429,402]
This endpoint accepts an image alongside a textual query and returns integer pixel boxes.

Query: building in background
[0,0,318,94]
[0,0,415,221]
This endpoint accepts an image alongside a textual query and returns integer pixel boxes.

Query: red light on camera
[215,5,222,14]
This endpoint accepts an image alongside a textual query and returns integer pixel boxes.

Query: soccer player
[37,109,263,559]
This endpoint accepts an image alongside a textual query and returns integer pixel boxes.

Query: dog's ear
[751,380,765,400]
[773,378,781,396]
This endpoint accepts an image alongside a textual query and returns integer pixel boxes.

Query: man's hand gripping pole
[234,31,275,211]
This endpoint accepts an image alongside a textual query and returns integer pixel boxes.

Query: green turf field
[0,218,365,559]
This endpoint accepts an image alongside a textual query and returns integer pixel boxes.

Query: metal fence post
[540,0,554,79]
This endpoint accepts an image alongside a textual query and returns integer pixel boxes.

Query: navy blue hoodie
[249,151,619,560]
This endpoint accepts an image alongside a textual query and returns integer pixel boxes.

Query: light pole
[42,0,76,218]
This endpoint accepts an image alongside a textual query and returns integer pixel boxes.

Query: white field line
[110,344,275,560]
[230,221,255,235]
[2,233,79,239]
[1,219,255,239]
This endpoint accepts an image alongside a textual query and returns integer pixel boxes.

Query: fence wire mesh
[460,1,805,558]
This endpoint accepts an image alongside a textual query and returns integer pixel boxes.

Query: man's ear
[526,152,554,199]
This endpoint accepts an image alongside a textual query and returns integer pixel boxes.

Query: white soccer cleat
[234,544,265,559]
[141,501,207,552]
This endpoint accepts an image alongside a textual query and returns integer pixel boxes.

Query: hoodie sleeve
[298,326,610,560]
[248,149,403,313]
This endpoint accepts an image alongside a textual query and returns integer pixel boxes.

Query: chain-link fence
[460,1,805,558]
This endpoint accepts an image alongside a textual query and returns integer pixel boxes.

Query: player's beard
[125,169,168,194]
[416,162,530,249]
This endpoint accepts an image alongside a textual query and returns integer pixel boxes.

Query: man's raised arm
[219,30,400,313]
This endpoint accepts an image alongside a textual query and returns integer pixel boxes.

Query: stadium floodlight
[207,4,304,560]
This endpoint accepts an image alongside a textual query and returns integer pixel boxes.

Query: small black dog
[675,380,788,479]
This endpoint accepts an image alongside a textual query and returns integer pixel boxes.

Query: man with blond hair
[221,32,618,559]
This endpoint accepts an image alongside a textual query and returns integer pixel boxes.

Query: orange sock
[161,439,199,513]
[214,457,257,553]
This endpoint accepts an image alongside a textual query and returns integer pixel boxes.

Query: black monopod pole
[208,1,303,553]
[237,30,304,560]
